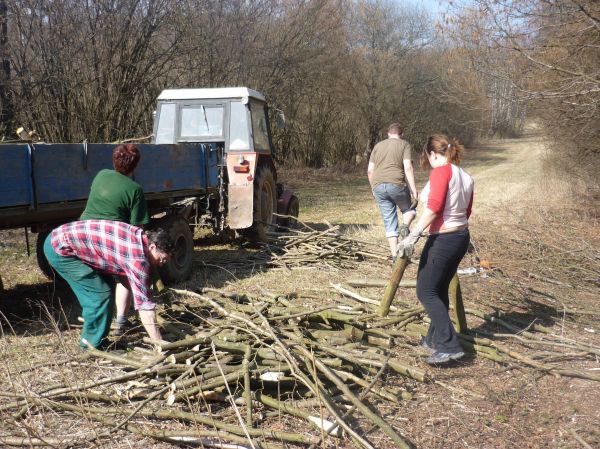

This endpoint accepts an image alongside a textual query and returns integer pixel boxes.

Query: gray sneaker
[113,317,135,337]
[426,351,465,365]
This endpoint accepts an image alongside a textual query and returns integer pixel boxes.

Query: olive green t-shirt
[368,137,412,188]
[80,169,150,226]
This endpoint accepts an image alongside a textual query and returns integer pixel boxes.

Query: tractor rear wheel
[241,165,277,242]
[155,216,194,283]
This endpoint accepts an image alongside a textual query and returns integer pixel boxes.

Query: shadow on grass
[0,281,81,337]
[463,140,512,171]
[466,294,560,337]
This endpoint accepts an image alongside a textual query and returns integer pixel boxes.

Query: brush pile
[2,281,599,448]
[1,287,429,449]
[230,222,390,271]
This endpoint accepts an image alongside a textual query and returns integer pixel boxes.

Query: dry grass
[1,128,600,448]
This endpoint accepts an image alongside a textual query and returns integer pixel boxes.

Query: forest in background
[0,0,597,184]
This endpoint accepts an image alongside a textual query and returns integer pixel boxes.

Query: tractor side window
[229,101,250,150]
[155,103,176,144]
[250,101,270,151]
[181,105,224,138]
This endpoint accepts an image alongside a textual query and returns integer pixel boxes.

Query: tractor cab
[153,87,275,154]
[153,88,296,239]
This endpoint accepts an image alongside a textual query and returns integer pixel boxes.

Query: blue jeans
[373,183,411,238]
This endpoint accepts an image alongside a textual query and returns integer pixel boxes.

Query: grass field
[1,129,599,448]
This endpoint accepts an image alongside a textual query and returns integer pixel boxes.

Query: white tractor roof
[157,87,266,102]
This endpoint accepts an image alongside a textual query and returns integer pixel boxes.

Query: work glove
[398,226,424,258]
[399,224,410,239]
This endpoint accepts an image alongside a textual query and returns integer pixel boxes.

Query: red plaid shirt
[50,220,155,310]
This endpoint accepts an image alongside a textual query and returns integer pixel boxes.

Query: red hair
[112,144,140,175]
[420,134,465,169]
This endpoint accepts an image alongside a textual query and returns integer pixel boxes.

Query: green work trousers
[43,235,113,349]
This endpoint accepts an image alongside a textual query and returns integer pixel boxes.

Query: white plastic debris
[308,415,341,436]
[259,371,286,382]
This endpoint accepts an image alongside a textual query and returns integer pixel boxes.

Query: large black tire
[279,195,299,230]
[155,216,194,283]
[241,165,277,242]
[36,230,61,281]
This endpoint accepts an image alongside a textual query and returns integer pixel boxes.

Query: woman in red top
[399,134,474,365]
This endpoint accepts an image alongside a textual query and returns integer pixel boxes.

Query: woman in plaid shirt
[43,220,174,350]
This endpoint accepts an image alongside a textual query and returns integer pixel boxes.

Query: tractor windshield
[181,105,224,138]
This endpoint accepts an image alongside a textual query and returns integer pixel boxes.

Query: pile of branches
[1,287,428,449]
[236,222,389,270]
[3,282,599,448]
[337,280,600,382]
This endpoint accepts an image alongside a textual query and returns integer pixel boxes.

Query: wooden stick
[331,283,397,311]
[449,273,468,333]
[295,346,412,449]
[380,256,410,317]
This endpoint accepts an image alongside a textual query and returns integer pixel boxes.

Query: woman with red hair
[81,144,150,337]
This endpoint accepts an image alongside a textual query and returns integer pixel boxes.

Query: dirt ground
[1,127,599,449]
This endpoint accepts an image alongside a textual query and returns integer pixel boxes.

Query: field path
[462,126,546,212]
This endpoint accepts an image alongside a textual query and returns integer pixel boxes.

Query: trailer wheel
[241,165,277,242]
[36,230,63,282]
[155,216,194,283]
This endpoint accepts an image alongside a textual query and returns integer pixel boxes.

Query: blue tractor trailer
[0,87,298,287]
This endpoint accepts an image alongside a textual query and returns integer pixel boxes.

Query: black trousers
[416,229,470,353]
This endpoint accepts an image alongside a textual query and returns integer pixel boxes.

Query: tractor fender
[227,153,277,231]
[226,152,257,230]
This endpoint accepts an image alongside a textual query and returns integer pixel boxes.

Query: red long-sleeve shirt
[420,164,474,233]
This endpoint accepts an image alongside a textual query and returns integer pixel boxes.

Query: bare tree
[8,0,180,142]
[343,0,434,155]
[445,0,600,175]
[0,0,12,137]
